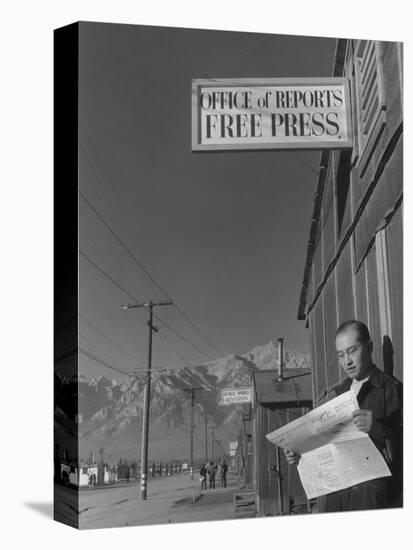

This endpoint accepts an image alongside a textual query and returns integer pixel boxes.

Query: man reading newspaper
[283,320,402,512]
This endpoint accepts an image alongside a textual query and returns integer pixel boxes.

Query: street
[55,473,243,529]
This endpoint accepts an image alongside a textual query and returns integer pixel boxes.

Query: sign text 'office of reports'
[192,78,352,151]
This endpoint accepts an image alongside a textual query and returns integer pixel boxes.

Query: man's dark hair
[336,320,371,343]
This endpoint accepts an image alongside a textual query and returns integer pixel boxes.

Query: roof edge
[297,38,349,321]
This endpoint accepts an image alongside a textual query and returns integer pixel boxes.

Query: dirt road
[55,472,242,529]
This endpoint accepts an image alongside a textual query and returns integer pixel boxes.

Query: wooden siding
[314,298,327,401]
[355,259,368,324]
[323,273,339,392]
[385,204,403,380]
[365,244,383,369]
[254,404,310,516]
[336,151,352,239]
[305,40,402,407]
[322,169,336,268]
[336,242,355,323]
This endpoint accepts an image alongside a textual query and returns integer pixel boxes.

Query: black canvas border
[54,22,80,529]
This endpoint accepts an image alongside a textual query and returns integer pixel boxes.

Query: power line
[54,348,77,363]
[79,313,147,368]
[203,35,272,76]
[79,249,138,303]
[80,249,229,368]
[79,121,157,276]
[55,345,164,378]
[55,315,76,335]
[220,36,270,64]
[79,190,169,300]
[80,333,131,369]
[78,109,314,382]
[79,348,164,377]
[157,331,192,368]
[172,303,232,365]
[79,344,128,375]
[55,343,133,377]
[79,347,131,376]
[79,189,233,369]
[153,313,238,374]
[55,333,78,355]
[155,316,220,365]
[287,152,320,176]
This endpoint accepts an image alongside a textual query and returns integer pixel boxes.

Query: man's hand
[352,409,373,433]
[284,449,301,465]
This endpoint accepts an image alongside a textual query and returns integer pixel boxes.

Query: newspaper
[266,390,391,499]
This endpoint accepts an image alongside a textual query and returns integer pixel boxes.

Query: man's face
[335,327,372,380]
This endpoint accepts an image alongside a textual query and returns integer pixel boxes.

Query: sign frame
[192,77,353,152]
[221,386,253,405]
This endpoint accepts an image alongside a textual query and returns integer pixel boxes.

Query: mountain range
[55,340,310,464]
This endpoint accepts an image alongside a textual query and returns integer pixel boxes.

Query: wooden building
[298,38,403,403]
[297,39,403,509]
[235,416,253,487]
[251,368,313,516]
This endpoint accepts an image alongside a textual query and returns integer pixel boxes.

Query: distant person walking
[208,461,217,489]
[220,459,228,488]
[200,464,207,491]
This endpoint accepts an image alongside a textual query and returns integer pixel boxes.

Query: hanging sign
[221,387,252,405]
[192,77,352,151]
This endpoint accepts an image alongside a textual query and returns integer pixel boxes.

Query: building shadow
[23,502,53,519]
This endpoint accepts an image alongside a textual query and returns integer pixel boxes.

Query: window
[354,40,387,175]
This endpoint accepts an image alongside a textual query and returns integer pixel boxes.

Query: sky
[66,22,337,380]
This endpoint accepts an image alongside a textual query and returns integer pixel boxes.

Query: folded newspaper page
[266,390,391,499]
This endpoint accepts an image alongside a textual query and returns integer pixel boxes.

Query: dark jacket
[324,365,403,512]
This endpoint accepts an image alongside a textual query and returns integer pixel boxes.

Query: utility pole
[242,413,250,486]
[215,439,219,461]
[122,299,173,500]
[277,337,284,381]
[276,445,284,515]
[204,413,208,463]
[182,387,203,479]
[276,337,284,513]
[211,425,215,462]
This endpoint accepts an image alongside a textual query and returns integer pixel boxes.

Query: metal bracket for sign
[191,77,353,152]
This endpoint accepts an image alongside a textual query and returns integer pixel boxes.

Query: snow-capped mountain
[55,341,310,462]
